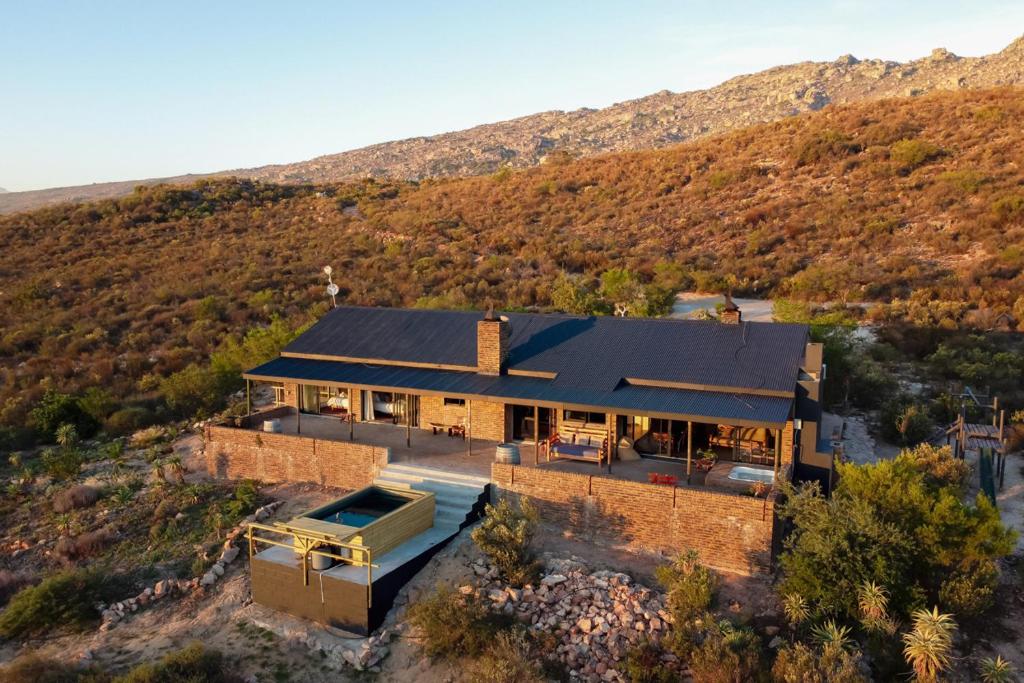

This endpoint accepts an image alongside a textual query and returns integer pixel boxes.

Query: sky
[1,1,1022,192]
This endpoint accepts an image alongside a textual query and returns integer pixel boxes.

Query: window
[272,385,285,405]
[444,397,466,407]
[563,410,605,424]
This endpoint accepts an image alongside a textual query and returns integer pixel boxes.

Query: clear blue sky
[1,1,1021,192]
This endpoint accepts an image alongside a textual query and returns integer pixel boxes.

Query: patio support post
[296,385,301,435]
[467,400,473,456]
[667,419,673,457]
[607,416,612,474]
[246,379,251,417]
[406,394,412,448]
[774,428,782,476]
[686,420,693,483]
[349,387,355,440]
[534,405,539,465]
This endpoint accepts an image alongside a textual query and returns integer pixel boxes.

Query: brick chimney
[477,305,510,375]
[720,293,742,324]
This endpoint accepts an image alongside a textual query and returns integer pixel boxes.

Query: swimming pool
[727,466,775,485]
[312,487,411,528]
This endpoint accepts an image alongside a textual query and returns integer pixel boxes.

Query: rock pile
[98,500,283,631]
[463,557,679,682]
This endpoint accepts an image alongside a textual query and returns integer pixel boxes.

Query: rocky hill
[2,36,1022,214]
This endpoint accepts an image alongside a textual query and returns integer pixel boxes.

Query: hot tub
[727,465,775,485]
[288,485,435,567]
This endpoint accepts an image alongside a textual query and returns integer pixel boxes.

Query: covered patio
[232,406,776,492]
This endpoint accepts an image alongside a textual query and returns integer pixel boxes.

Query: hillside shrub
[466,628,549,683]
[687,617,764,683]
[771,641,868,682]
[113,643,238,682]
[623,639,678,683]
[656,550,718,620]
[471,497,541,587]
[104,407,156,436]
[41,445,85,481]
[889,139,942,169]
[407,585,514,660]
[0,568,107,638]
[29,391,99,443]
[52,484,100,513]
[879,399,933,446]
[0,654,90,683]
[0,570,35,608]
[54,528,115,563]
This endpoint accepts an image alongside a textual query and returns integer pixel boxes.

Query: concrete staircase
[373,463,491,535]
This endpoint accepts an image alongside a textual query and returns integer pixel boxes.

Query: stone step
[374,474,484,505]
[382,463,491,487]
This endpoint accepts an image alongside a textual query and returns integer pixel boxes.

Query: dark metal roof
[244,356,794,427]
[283,306,809,394]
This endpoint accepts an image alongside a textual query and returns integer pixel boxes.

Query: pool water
[728,466,775,484]
[311,488,409,528]
[325,511,379,527]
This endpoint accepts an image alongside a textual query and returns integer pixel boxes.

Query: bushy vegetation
[778,443,1014,624]
[2,89,1024,442]
[407,585,515,660]
[0,643,238,683]
[0,568,117,638]
[655,549,718,620]
[471,497,542,587]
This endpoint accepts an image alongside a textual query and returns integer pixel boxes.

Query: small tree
[471,497,541,587]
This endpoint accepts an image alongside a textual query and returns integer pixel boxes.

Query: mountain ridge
[2,35,1022,215]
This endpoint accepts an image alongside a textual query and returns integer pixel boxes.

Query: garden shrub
[53,484,101,513]
[879,398,934,446]
[0,654,91,683]
[889,139,942,169]
[938,559,998,618]
[407,585,514,660]
[471,497,541,587]
[656,550,718,620]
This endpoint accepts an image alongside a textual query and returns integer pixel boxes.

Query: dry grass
[52,484,100,513]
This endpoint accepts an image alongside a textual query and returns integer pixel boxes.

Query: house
[207,304,837,580]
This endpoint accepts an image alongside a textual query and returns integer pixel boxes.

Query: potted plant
[749,481,770,497]
[695,448,717,472]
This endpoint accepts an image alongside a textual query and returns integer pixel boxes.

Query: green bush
[771,641,868,682]
[0,653,93,683]
[777,449,1015,624]
[471,497,541,587]
[938,560,998,618]
[879,399,933,446]
[41,446,85,481]
[466,628,549,683]
[889,139,942,169]
[407,585,513,660]
[688,618,765,683]
[656,550,718,621]
[30,391,99,443]
[104,407,156,436]
[159,364,229,418]
[0,569,106,638]
[113,643,237,682]
[623,639,679,683]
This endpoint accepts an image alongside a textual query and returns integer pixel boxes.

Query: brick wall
[470,398,506,442]
[204,425,389,489]
[781,420,795,466]
[491,464,778,575]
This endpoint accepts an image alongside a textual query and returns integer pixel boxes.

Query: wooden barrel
[495,443,521,465]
